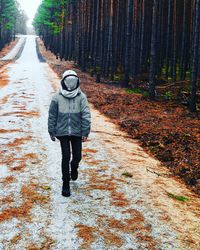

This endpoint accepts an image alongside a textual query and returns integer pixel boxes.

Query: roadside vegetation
[0,0,27,50]
[34,0,200,111]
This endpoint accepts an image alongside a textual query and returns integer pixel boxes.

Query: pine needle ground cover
[39,40,200,196]
[0,38,19,59]
[0,39,19,71]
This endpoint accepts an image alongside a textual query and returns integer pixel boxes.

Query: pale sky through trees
[17,0,42,27]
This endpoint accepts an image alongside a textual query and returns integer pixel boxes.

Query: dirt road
[0,36,199,250]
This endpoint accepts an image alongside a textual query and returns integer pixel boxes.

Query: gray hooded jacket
[48,72,91,137]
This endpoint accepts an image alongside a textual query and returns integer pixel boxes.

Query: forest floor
[0,38,19,70]
[38,40,200,196]
[0,35,200,249]
[0,38,19,59]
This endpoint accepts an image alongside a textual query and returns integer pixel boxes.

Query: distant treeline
[34,0,200,111]
[0,0,28,49]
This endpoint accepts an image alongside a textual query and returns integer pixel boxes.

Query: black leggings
[57,136,82,182]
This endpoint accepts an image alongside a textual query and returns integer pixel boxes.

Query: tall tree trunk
[172,0,177,81]
[190,0,200,112]
[139,0,145,74]
[165,0,173,79]
[180,0,187,80]
[124,0,133,87]
[149,0,159,100]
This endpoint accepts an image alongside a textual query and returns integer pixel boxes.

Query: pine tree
[34,0,200,110]
[0,0,21,49]
[190,0,200,111]
[149,0,159,100]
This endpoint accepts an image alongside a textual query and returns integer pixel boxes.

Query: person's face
[64,77,78,91]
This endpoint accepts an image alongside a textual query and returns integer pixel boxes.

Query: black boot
[62,181,70,197]
[71,167,78,181]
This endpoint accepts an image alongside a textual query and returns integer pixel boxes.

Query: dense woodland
[0,0,27,50]
[34,0,200,112]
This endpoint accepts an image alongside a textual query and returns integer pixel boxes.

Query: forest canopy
[34,0,200,111]
[0,0,28,49]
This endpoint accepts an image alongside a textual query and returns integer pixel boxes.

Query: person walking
[48,70,91,197]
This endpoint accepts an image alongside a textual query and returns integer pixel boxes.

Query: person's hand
[82,136,88,142]
[50,134,56,141]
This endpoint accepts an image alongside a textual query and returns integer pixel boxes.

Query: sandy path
[0,35,199,250]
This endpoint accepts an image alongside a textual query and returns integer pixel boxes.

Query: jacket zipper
[69,113,71,134]
[69,100,71,135]
[73,99,75,110]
